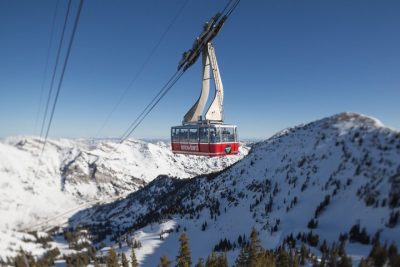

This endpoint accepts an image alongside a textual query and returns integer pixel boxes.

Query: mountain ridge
[66,112,400,266]
[0,136,248,260]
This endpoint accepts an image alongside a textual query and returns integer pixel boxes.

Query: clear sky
[0,0,399,139]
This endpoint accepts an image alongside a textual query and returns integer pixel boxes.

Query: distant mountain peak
[331,112,384,127]
[269,112,388,143]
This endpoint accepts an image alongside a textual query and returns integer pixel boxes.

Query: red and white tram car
[171,10,240,156]
[171,123,239,156]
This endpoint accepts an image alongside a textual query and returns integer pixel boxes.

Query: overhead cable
[117,0,241,143]
[39,0,72,140]
[34,0,60,133]
[95,0,190,138]
[40,0,85,155]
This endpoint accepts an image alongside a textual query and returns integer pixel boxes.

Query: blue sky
[0,0,399,139]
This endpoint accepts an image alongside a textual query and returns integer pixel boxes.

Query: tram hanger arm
[177,13,227,71]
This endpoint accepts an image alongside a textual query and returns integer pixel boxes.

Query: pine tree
[388,243,400,267]
[121,252,129,267]
[249,227,270,267]
[206,252,219,267]
[369,239,387,267]
[176,232,191,267]
[388,242,397,260]
[300,243,308,265]
[217,253,228,267]
[235,246,250,267]
[205,252,228,267]
[320,240,329,266]
[235,227,274,267]
[320,240,329,254]
[14,249,34,267]
[131,248,139,267]
[158,255,171,267]
[107,248,119,267]
[328,242,338,267]
[291,254,300,267]
[338,239,346,257]
[256,250,275,267]
[276,248,291,267]
[337,254,352,267]
[249,227,263,264]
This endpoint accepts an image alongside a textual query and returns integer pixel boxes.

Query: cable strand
[39,0,72,140]
[40,0,85,155]
[34,0,60,134]
[95,0,190,138]
[121,70,185,143]
[119,70,182,141]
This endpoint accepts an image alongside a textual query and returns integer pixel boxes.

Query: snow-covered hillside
[69,112,400,266]
[0,137,248,260]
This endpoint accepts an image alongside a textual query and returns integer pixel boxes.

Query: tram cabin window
[180,128,189,142]
[215,128,221,142]
[199,127,209,143]
[210,128,220,143]
[189,128,198,143]
[221,127,235,142]
[171,128,179,142]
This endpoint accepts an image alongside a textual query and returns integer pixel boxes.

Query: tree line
[9,227,400,267]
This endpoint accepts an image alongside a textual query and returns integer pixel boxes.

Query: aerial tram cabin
[171,123,238,156]
[171,11,239,156]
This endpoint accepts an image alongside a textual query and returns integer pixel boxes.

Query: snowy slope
[69,112,400,266]
[0,137,248,260]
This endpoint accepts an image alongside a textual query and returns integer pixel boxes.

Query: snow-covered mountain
[0,137,248,260]
[68,112,400,266]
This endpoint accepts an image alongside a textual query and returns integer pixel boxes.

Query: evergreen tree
[388,243,400,267]
[320,240,329,254]
[206,252,219,267]
[369,239,387,267]
[158,255,171,267]
[300,243,308,265]
[121,252,129,267]
[235,246,250,267]
[217,253,228,267]
[205,252,228,267]
[308,218,318,229]
[338,239,346,257]
[107,248,119,267]
[235,227,275,267]
[319,240,329,266]
[388,242,397,260]
[249,227,271,266]
[327,242,338,267]
[257,250,275,267]
[337,254,352,267]
[291,254,300,267]
[176,232,191,267]
[249,227,263,265]
[131,248,138,267]
[276,248,291,267]
[14,249,35,267]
